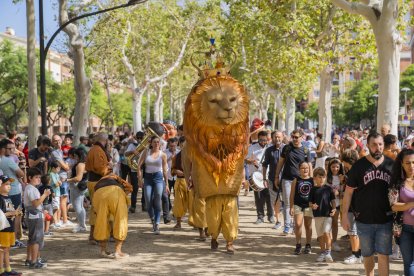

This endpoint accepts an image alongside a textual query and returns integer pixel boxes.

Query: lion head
[183,76,249,176]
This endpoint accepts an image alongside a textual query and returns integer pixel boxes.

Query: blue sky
[0,1,60,40]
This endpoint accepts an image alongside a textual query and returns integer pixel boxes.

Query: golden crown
[190,38,237,80]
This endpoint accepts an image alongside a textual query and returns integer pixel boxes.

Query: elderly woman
[137,136,169,235]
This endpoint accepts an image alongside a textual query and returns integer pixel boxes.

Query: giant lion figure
[182,75,249,254]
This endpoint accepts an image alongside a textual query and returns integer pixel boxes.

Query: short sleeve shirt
[0,157,21,196]
[50,149,67,180]
[309,185,335,217]
[294,177,314,209]
[281,143,311,181]
[24,184,42,211]
[0,195,15,232]
[247,143,266,175]
[347,156,394,224]
[126,143,138,172]
[28,148,49,175]
[262,144,284,182]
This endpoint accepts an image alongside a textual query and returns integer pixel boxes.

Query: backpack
[283,143,311,163]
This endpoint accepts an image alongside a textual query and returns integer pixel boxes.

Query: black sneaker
[24,259,31,266]
[3,270,21,275]
[294,244,302,255]
[29,261,47,269]
[303,244,312,254]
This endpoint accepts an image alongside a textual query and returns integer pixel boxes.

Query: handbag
[77,180,88,191]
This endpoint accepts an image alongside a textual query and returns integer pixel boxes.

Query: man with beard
[342,132,394,276]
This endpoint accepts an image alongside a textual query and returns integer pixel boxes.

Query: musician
[92,174,132,259]
[246,130,274,224]
[85,133,111,244]
[125,131,145,213]
[163,137,179,223]
[262,131,285,230]
[171,136,187,229]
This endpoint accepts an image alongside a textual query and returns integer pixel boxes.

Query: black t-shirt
[347,156,394,224]
[294,177,314,209]
[38,184,53,205]
[262,144,284,182]
[309,185,335,217]
[0,195,15,233]
[28,148,49,175]
[281,143,311,180]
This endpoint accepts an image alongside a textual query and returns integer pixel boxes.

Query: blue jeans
[400,224,414,276]
[144,172,164,224]
[356,221,393,257]
[69,184,86,229]
[281,179,293,228]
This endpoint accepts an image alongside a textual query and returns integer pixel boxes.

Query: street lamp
[372,94,379,129]
[39,0,147,135]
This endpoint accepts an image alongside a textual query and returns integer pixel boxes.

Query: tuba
[127,127,159,171]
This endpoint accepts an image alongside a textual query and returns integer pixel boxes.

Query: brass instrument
[127,127,160,171]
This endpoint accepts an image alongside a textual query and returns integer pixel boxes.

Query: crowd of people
[0,119,411,275]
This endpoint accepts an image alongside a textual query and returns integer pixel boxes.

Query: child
[0,175,22,275]
[289,161,313,255]
[38,175,54,236]
[326,158,345,252]
[49,162,62,229]
[24,168,51,269]
[309,167,336,262]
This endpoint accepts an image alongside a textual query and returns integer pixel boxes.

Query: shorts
[60,181,69,196]
[314,217,332,237]
[43,204,53,216]
[26,209,44,248]
[52,197,60,210]
[9,194,22,209]
[347,212,358,236]
[0,232,15,248]
[293,205,313,217]
[268,181,281,205]
[356,221,393,257]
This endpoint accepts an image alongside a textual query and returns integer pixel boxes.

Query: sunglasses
[258,139,268,142]
[291,136,300,139]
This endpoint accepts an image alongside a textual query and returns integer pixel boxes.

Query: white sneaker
[72,226,87,233]
[332,242,342,252]
[325,253,334,262]
[50,224,60,230]
[61,221,75,228]
[343,254,363,264]
[316,252,326,262]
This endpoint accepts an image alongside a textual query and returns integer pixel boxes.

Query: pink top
[400,186,414,226]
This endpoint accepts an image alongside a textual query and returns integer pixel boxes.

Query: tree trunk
[146,89,151,124]
[26,0,38,149]
[59,0,92,146]
[285,96,296,135]
[373,27,400,134]
[103,63,115,133]
[276,94,286,131]
[153,81,165,122]
[318,66,333,143]
[331,0,400,134]
[272,95,277,130]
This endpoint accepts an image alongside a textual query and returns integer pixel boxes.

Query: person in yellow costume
[183,42,249,254]
[93,174,132,259]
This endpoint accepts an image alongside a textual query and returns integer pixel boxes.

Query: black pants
[161,184,171,220]
[120,163,130,181]
[254,188,274,220]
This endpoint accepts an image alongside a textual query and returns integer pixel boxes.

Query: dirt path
[13,194,403,275]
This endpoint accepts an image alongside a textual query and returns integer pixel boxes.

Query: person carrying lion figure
[182,40,249,254]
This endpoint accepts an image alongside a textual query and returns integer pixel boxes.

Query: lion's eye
[209,99,218,104]
[229,96,236,102]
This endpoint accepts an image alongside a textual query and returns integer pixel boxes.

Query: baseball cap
[0,175,14,184]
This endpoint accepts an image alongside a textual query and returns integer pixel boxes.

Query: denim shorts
[356,221,392,257]
[60,181,69,196]
[347,212,358,236]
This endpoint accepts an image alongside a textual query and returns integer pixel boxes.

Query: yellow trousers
[172,178,188,218]
[93,185,128,241]
[188,189,195,226]
[192,192,207,229]
[206,194,238,242]
[87,181,98,226]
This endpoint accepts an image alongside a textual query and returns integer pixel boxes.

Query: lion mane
[183,76,249,177]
